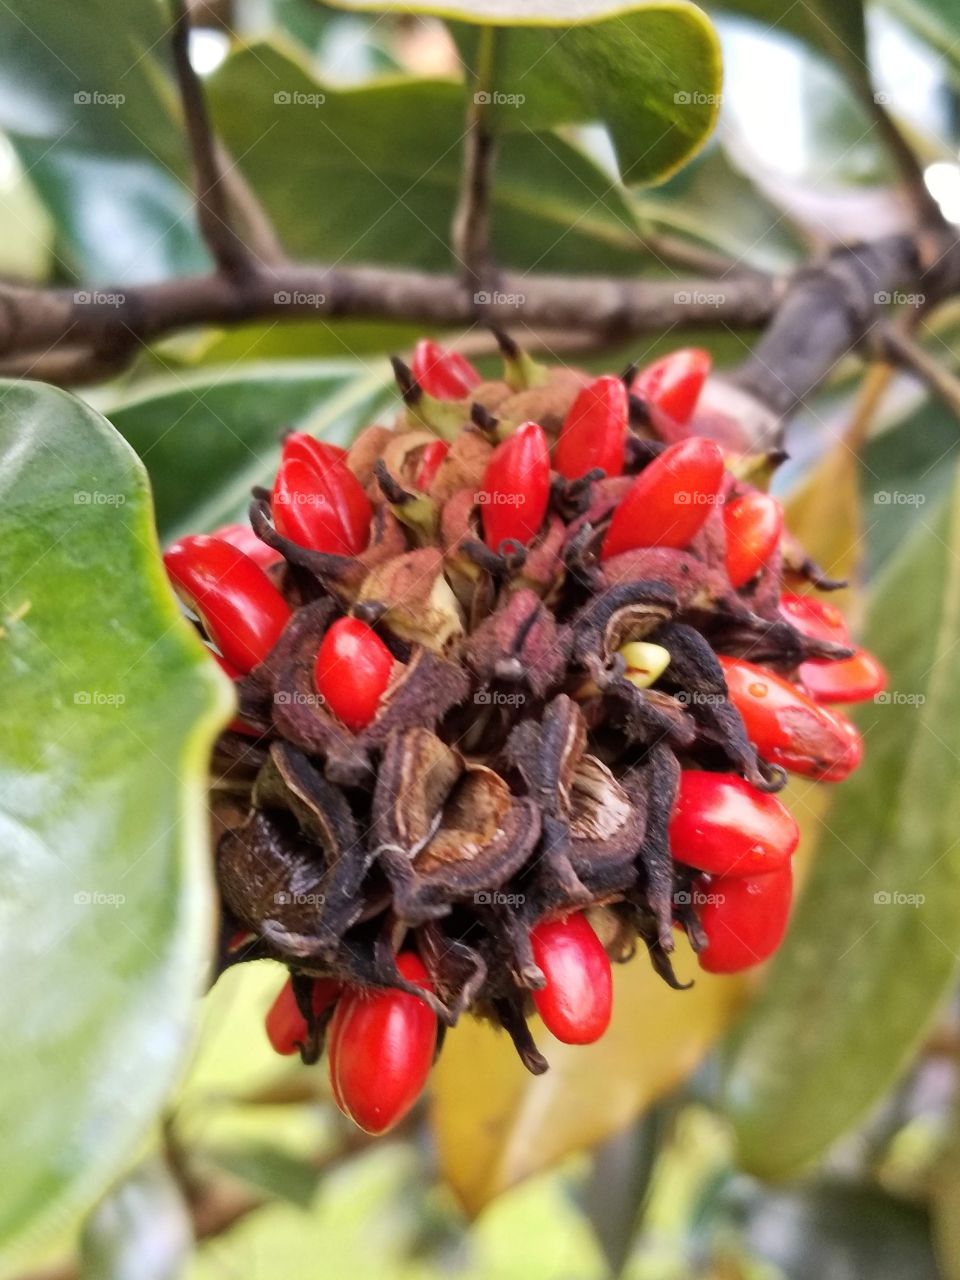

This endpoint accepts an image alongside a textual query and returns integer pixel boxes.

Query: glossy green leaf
[206,43,648,274]
[327,0,722,185]
[0,382,231,1264]
[106,359,395,539]
[0,1,205,281]
[723,462,960,1178]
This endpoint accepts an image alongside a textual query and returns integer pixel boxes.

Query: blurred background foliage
[5,0,960,1277]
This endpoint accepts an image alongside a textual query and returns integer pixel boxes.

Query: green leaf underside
[107,360,396,540]
[0,382,231,1262]
[724,463,960,1178]
[326,1,722,185]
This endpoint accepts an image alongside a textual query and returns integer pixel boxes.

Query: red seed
[723,491,784,588]
[632,347,711,424]
[799,648,887,704]
[281,431,349,473]
[327,952,437,1135]
[412,339,481,399]
[415,440,450,491]
[695,863,793,973]
[779,593,850,646]
[272,456,371,556]
[314,617,395,732]
[553,374,627,481]
[213,521,283,570]
[164,534,291,674]
[601,436,725,561]
[530,913,613,1045]
[669,770,799,877]
[719,655,863,781]
[265,976,342,1055]
[480,421,551,552]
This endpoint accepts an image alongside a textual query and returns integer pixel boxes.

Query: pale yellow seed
[619,641,671,690]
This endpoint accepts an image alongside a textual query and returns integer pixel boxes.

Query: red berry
[327,952,437,1135]
[530,913,612,1045]
[480,421,551,551]
[695,863,793,973]
[281,431,348,473]
[799,648,887,704]
[314,617,395,732]
[723,492,784,588]
[164,535,291,674]
[719,656,863,781]
[415,440,449,491]
[213,521,283,570]
[669,770,799,877]
[632,347,711,424]
[601,436,725,561]
[780,594,886,704]
[272,456,371,556]
[553,374,627,481]
[412,339,481,399]
[265,976,342,1055]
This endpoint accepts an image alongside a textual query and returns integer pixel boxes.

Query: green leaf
[106,359,395,540]
[723,463,960,1178]
[326,1,722,185]
[0,0,206,281]
[206,43,649,274]
[716,0,866,78]
[0,382,230,1264]
[202,1145,321,1208]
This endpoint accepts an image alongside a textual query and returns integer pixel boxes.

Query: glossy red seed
[696,863,793,973]
[281,431,349,473]
[530,913,613,1045]
[265,976,342,1055]
[799,648,887,704]
[553,374,627,481]
[164,535,291,674]
[412,339,481,399]
[723,491,784,588]
[601,436,725,561]
[480,421,551,551]
[314,617,395,732]
[632,347,711,424]
[719,656,863,781]
[779,593,850,646]
[415,439,449,491]
[669,770,799,877]
[272,456,371,556]
[213,521,283,570]
[328,952,437,1135]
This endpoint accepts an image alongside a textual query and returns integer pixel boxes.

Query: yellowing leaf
[432,938,745,1215]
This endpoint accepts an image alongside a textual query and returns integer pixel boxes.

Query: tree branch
[452,27,497,290]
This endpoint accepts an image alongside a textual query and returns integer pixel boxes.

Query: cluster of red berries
[164,337,884,1135]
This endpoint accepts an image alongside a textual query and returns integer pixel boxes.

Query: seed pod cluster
[167,339,885,1134]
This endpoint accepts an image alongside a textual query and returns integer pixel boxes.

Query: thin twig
[882,326,960,421]
[451,27,497,290]
[169,0,268,276]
